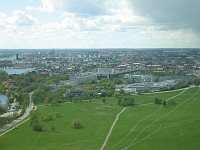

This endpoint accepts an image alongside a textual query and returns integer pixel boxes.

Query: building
[150,80,179,92]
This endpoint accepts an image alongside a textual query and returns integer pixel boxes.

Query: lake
[0,55,16,61]
[3,68,33,75]
[0,55,34,74]
[0,94,7,106]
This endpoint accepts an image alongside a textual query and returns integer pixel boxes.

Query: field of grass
[0,87,200,150]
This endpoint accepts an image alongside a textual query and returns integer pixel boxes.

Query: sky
[0,0,200,49]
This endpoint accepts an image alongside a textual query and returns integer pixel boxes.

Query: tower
[16,53,19,60]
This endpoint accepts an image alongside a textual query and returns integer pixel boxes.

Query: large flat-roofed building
[150,80,179,92]
[68,72,97,85]
[97,68,114,75]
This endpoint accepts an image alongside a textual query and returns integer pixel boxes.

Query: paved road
[0,92,34,134]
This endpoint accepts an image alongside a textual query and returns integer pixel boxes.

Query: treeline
[31,77,124,105]
[161,82,189,91]
[0,112,20,127]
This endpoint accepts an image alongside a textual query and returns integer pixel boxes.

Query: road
[0,92,34,135]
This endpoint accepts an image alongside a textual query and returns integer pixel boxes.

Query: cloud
[0,10,37,31]
[12,10,37,26]
[26,0,106,16]
[128,0,200,33]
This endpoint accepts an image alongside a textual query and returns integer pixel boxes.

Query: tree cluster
[118,95,134,107]
[0,116,15,127]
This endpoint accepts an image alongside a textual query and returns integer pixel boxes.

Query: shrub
[51,125,55,132]
[33,123,43,132]
[55,112,62,118]
[72,119,82,129]
[154,98,162,104]
[42,113,54,122]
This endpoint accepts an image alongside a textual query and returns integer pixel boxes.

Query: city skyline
[0,0,200,49]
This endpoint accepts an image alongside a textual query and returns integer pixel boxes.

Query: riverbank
[0,92,34,134]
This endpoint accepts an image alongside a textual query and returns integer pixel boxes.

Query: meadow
[0,87,200,150]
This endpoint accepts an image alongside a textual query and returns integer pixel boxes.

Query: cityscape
[1,48,200,94]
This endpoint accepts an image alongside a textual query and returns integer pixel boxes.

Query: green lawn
[0,87,200,150]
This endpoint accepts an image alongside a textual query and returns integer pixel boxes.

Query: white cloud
[12,10,37,26]
[1,0,199,48]
[26,0,106,15]
[0,10,37,32]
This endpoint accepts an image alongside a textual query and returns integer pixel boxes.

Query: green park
[1,86,200,150]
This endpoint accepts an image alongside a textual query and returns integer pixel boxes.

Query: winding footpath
[100,107,127,150]
[0,92,34,136]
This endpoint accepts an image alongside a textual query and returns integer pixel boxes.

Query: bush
[154,98,162,104]
[54,112,62,118]
[167,99,176,106]
[51,125,55,132]
[33,123,43,132]
[72,119,82,129]
[162,100,167,107]
[42,113,54,122]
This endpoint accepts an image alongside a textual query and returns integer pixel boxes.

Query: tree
[51,125,55,132]
[30,110,43,132]
[154,98,162,104]
[167,99,176,106]
[119,89,125,95]
[51,98,59,106]
[102,97,106,103]
[32,89,46,103]
[163,100,167,107]
[42,113,54,122]
[113,78,123,85]
[0,70,9,84]
[72,119,82,129]
[194,78,200,86]
[55,112,62,118]
[30,110,39,126]
[33,123,43,132]
[0,104,6,114]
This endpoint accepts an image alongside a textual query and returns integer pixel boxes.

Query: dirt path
[100,107,127,150]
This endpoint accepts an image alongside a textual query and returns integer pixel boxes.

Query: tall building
[16,53,19,60]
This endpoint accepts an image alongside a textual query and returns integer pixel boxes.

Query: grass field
[0,87,200,150]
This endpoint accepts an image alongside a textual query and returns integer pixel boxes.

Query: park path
[100,107,127,150]
[0,92,35,136]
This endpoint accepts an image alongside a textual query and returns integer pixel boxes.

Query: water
[0,55,33,74]
[0,94,7,106]
[3,68,33,75]
[0,55,16,61]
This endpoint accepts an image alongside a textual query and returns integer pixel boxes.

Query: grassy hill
[0,87,200,150]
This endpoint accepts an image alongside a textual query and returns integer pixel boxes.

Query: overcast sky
[0,0,200,49]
